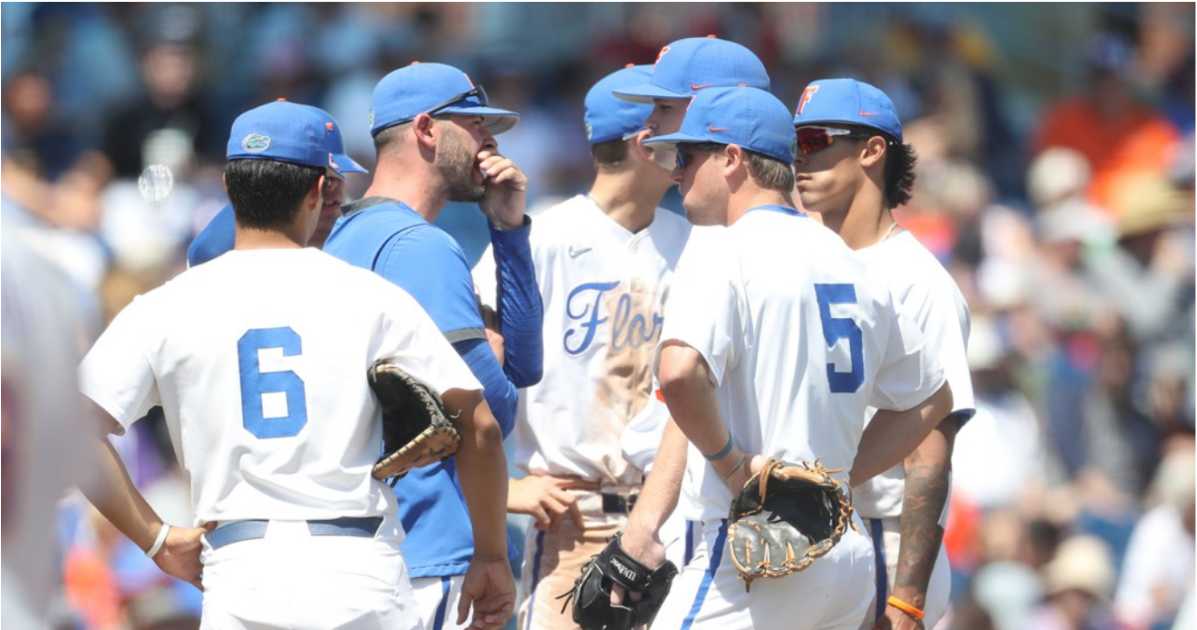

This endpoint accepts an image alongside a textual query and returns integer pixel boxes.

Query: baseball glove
[726,458,857,591]
[369,359,461,483]
[559,533,678,630]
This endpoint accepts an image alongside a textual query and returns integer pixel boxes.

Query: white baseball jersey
[473,194,691,486]
[2,224,95,627]
[853,230,975,518]
[659,207,946,524]
[79,248,481,526]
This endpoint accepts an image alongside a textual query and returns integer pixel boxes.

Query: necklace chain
[879,221,900,243]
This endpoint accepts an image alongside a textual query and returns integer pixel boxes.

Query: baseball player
[321,62,540,630]
[471,64,692,630]
[75,100,512,630]
[2,220,97,629]
[612,36,770,170]
[616,86,954,630]
[187,103,368,267]
[609,35,773,574]
[793,78,976,630]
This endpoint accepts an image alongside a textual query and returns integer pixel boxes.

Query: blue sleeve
[453,337,518,438]
[188,203,236,267]
[376,225,485,342]
[487,220,544,388]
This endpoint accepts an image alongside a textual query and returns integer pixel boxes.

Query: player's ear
[722,144,744,178]
[859,136,887,169]
[413,113,439,150]
[305,175,325,212]
[629,129,655,163]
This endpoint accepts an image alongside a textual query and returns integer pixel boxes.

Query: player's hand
[873,603,925,630]
[477,150,527,229]
[459,555,516,630]
[609,524,665,608]
[153,522,216,591]
[507,476,600,531]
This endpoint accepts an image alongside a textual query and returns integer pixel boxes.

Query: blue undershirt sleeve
[453,337,518,438]
[486,220,544,388]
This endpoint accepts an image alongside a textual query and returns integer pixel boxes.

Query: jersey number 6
[814,284,864,393]
[237,327,308,438]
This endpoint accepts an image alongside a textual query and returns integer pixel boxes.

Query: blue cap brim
[439,105,520,134]
[333,152,369,174]
[612,82,689,104]
[642,131,711,149]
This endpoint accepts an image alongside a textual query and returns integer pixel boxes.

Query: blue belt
[206,516,384,550]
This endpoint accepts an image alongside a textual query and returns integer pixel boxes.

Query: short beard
[436,125,485,203]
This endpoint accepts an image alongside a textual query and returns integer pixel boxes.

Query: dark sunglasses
[675,143,725,169]
[425,84,489,117]
[795,126,874,155]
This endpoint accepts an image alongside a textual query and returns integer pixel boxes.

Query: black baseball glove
[369,359,461,483]
[560,533,678,630]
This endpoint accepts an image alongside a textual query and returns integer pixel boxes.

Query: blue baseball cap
[613,37,771,103]
[644,86,795,164]
[792,78,903,142]
[369,62,519,136]
[584,64,654,144]
[226,100,345,178]
[299,105,368,175]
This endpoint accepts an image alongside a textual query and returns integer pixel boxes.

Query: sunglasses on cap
[425,84,489,117]
[795,126,875,155]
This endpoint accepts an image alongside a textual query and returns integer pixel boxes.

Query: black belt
[602,491,638,515]
[206,516,384,550]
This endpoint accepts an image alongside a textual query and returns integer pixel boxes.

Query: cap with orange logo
[612,37,770,104]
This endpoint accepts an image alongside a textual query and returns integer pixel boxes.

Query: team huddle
[79,35,974,630]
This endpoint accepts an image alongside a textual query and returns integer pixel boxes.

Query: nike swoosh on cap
[691,83,712,90]
[859,110,879,117]
[709,125,729,132]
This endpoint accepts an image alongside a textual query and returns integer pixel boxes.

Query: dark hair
[591,138,629,170]
[882,139,917,209]
[225,159,323,229]
[835,127,917,208]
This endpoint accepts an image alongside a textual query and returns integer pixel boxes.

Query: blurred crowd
[1,3,1193,630]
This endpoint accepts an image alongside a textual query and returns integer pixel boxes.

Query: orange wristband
[887,596,925,620]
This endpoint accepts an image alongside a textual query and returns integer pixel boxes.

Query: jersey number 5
[237,327,308,438]
[814,284,864,393]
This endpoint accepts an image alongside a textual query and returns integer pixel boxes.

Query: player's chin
[681,200,715,226]
[794,188,823,213]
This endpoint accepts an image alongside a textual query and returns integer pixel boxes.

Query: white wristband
[146,524,170,559]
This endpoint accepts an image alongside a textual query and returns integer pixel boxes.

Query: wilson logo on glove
[559,533,677,630]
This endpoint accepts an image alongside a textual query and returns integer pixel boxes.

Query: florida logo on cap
[654,45,671,66]
[242,133,271,152]
[796,85,819,115]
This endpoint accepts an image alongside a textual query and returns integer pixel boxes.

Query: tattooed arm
[876,418,959,630]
